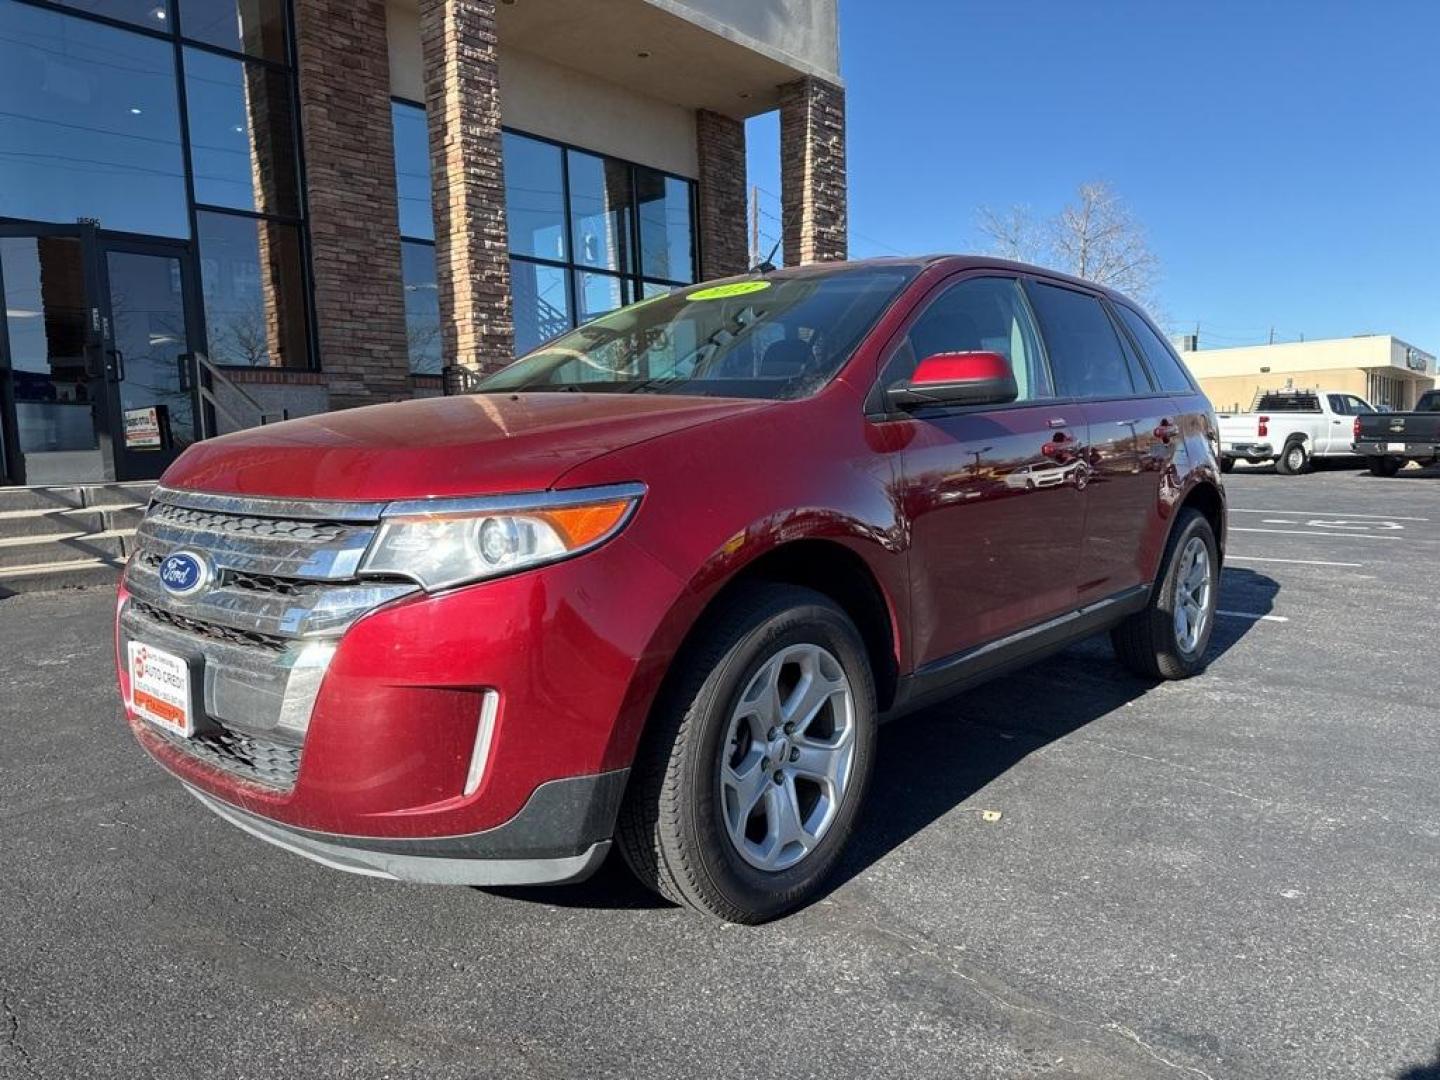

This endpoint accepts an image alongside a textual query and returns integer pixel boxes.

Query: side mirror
[886,351,1019,410]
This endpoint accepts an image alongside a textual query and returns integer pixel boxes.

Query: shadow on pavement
[489,568,1279,914]
[1397,1045,1440,1080]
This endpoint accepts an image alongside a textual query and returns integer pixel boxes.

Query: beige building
[1181,336,1436,413]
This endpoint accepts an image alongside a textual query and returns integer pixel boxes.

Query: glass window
[196,210,308,367]
[636,167,694,284]
[52,0,172,30]
[483,266,918,401]
[1344,395,1374,414]
[179,0,287,62]
[567,150,633,274]
[1027,283,1137,399]
[575,271,628,324]
[184,47,299,217]
[894,277,1052,402]
[0,3,188,237]
[642,281,675,300]
[1327,394,1350,416]
[392,102,433,241]
[401,241,441,374]
[503,133,566,261]
[1114,304,1195,394]
[509,260,571,356]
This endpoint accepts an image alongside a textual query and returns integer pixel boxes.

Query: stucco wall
[651,0,840,83]
[1200,369,1370,414]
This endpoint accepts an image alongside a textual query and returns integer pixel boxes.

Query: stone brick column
[419,0,513,372]
[293,0,410,407]
[695,109,748,280]
[779,77,848,265]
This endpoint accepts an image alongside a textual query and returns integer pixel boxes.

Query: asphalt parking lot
[3,466,1439,1080]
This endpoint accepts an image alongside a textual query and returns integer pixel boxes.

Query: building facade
[1182,335,1436,414]
[0,0,846,485]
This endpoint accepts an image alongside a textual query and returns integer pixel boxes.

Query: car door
[1323,394,1354,454]
[880,274,1086,668]
[1025,280,1178,604]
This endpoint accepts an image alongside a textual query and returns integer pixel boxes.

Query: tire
[616,584,877,923]
[1275,440,1309,475]
[1370,456,1401,477]
[1220,457,1236,474]
[1111,508,1219,680]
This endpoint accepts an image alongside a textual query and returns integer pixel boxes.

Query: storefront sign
[1405,348,1430,373]
[124,406,162,449]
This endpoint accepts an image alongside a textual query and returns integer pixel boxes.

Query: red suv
[116,257,1225,923]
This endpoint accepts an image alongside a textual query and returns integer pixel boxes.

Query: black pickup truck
[1353,390,1440,475]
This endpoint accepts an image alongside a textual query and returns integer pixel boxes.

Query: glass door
[0,223,108,485]
[97,238,203,480]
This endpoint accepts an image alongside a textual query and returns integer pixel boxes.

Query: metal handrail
[182,353,289,438]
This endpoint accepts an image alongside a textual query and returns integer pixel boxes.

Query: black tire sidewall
[678,598,877,920]
[1155,512,1220,673]
[1279,441,1308,474]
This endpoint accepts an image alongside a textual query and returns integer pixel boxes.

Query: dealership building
[1182,335,1436,414]
[0,0,846,486]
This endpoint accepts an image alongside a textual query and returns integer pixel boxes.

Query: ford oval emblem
[158,550,210,597]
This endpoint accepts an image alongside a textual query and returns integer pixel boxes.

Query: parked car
[1215,389,1376,474]
[1353,389,1440,475]
[115,257,1226,923]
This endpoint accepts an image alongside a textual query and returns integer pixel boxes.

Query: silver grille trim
[149,485,390,522]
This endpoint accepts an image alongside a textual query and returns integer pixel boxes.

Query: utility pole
[750,185,760,267]
[1269,326,1275,345]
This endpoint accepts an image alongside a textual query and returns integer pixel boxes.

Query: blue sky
[747,1,1440,350]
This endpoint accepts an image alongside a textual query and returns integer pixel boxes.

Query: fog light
[463,689,500,797]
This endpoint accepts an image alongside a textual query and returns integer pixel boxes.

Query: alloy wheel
[719,643,856,872]
[1173,536,1212,655]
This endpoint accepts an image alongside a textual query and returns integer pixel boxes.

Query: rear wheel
[1370,455,1402,477]
[1219,457,1236,474]
[1275,440,1309,475]
[616,584,877,923]
[1112,509,1219,680]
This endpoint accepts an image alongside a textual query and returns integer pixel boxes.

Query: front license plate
[128,641,194,737]
[1387,442,1407,452]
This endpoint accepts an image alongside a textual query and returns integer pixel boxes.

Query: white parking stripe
[1217,610,1290,623]
[1225,555,1363,568]
[1229,527,1403,541]
[1230,508,1430,522]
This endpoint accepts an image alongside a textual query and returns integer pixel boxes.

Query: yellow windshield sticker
[688,280,772,301]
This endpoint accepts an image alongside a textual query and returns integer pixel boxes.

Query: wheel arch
[1176,480,1226,562]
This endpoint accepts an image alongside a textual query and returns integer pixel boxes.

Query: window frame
[1109,298,1199,395]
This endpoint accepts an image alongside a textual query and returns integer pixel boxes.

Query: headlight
[360,483,644,591]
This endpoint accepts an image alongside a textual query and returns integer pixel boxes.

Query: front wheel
[1111,509,1219,680]
[1369,456,1402,477]
[1275,440,1309,475]
[616,584,877,923]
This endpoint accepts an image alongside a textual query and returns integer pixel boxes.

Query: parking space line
[1229,527,1403,541]
[1217,610,1289,623]
[1230,508,1430,522]
[1225,555,1363,568]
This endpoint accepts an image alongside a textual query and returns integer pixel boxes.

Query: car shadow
[1396,1044,1440,1080]
[485,568,1280,915]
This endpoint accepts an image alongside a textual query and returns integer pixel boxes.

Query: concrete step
[0,481,155,514]
[0,505,145,540]
[0,530,132,570]
[0,557,126,597]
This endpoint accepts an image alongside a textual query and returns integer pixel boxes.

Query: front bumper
[187,769,627,885]
[1221,441,1273,462]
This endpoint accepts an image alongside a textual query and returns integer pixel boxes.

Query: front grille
[157,721,302,789]
[223,569,327,599]
[132,599,288,652]
[146,501,350,543]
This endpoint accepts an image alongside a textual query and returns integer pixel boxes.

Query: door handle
[1047,417,1069,428]
[1153,419,1180,442]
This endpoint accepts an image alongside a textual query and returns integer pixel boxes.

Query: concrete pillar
[779,77,848,266]
[695,109,749,279]
[419,0,514,372]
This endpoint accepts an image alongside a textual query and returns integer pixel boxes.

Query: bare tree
[977,181,1160,307]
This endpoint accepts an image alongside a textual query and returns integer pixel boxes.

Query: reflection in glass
[196,210,309,367]
[641,281,675,300]
[510,260,570,356]
[180,0,287,62]
[0,237,98,453]
[0,3,188,237]
[575,270,627,324]
[392,102,433,241]
[107,250,195,450]
[51,0,171,31]
[184,47,299,216]
[402,241,441,374]
[637,168,694,283]
[503,133,566,261]
[568,150,633,273]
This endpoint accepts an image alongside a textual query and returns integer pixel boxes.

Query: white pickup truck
[1215,389,1377,474]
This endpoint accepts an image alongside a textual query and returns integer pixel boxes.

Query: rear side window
[1255,392,1320,412]
[1327,394,1351,415]
[1114,304,1196,393]
[1027,282,1142,399]
[1418,391,1440,412]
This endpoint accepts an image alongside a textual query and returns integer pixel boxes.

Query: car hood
[161,392,774,501]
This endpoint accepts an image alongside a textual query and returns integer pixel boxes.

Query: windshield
[478,266,917,400]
